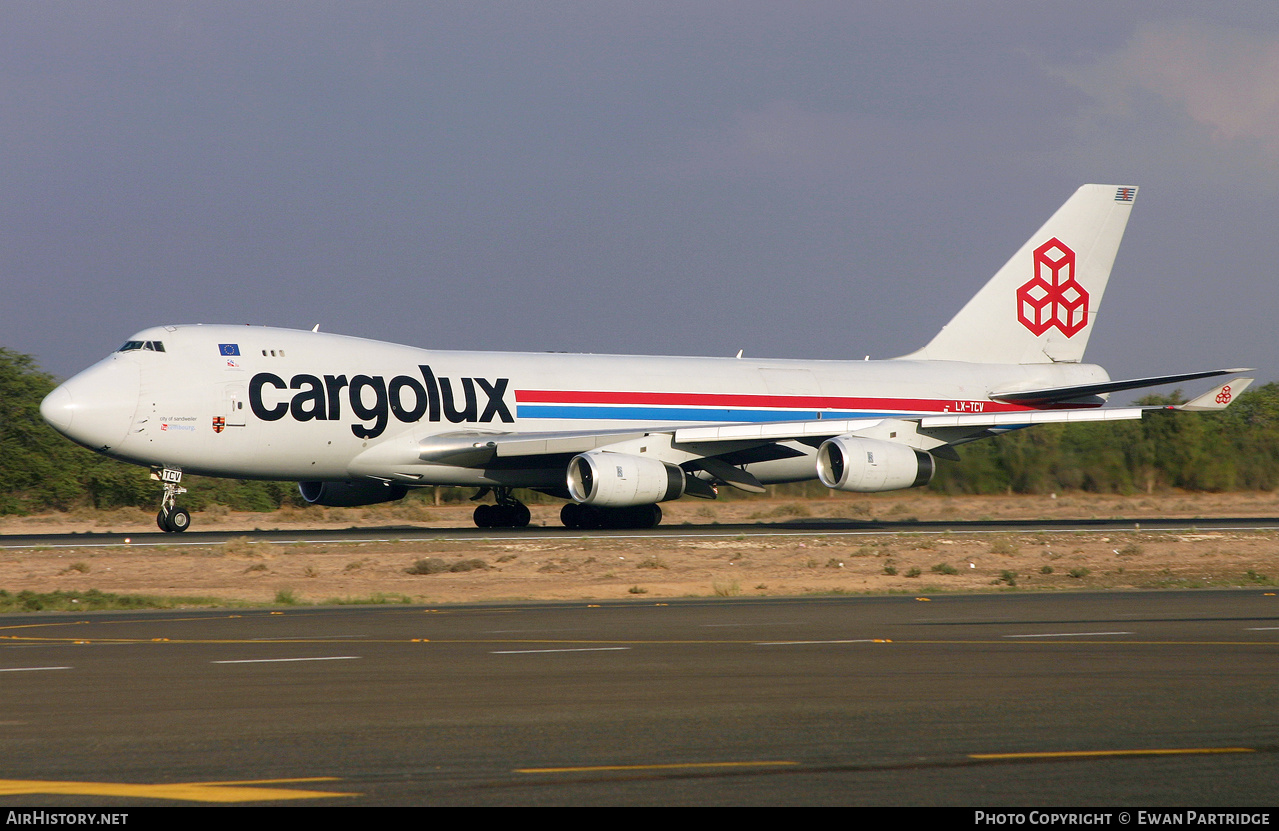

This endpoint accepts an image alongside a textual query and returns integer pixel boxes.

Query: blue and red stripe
[513,389,1032,423]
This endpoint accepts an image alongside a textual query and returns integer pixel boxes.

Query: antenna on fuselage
[311,324,320,333]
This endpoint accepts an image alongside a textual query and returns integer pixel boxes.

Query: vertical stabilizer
[898,184,1137,364]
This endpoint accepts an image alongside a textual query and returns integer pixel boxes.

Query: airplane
[40,184,1251,533]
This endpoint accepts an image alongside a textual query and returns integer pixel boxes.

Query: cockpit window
[117,341,165,352]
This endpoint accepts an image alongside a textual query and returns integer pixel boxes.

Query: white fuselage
[43,324,1109,490]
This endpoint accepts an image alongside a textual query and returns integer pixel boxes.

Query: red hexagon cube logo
[1017,237,1088,337]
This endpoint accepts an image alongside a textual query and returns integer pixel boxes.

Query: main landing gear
[471,487,531,528]
[560,502,662,530]
[153,466,191,533]
[468,488,664,530]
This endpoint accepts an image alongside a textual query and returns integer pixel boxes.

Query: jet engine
[816,436,935,492]
[566,451,686,507]
[298,480,408,507]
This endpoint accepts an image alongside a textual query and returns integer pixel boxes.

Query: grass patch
[750,503,812,519]
[989,538,1018,555]
[321,593,414,605]
[221,537,269,558]
[274,588,300,605]
[0,589,225,612]
[406,557,489,574]
[406,558,449,575]
[712,580,741,597]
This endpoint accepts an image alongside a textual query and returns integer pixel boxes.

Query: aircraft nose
[41,359,141,451]
[39,385,74,434]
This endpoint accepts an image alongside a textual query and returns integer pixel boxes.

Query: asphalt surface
[4,514,1279,550]
[1,590,1277,806]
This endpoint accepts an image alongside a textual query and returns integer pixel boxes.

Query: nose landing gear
[153,466,191,533]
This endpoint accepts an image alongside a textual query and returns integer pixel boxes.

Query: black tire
[166,507,191,533]
[508,502,531,528]
[560,502,582,529]
[157,510,169,532]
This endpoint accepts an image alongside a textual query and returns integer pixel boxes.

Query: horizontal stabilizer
[991,368,1252,406]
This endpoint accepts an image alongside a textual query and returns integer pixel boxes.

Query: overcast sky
[4,2,1277,394]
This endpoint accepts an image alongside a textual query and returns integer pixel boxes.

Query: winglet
[1173,378,1254,411]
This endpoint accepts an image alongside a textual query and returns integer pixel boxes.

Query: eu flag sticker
[219,344,241,356]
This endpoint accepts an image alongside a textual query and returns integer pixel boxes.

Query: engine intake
[567,451,686,507]
[816,436,935,492]
[298,480,409,507]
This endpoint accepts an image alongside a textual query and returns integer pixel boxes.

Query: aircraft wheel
[577,505,604,530]
[562,502,604,529]
[560,502,582,529]
[507,502,531,528]
[473,504,496,528]
[167,507,191,533]
[158,507,191,533]
[475,503,531,528]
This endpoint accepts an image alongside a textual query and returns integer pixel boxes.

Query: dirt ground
[2,491,1278,606]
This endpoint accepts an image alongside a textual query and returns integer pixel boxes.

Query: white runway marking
[491,647,631,654]
[0,666,71,672]
[212,656,362,664]
[1002,631,1132,638]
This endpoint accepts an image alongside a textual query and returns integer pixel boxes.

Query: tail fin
[898,184,1138,364]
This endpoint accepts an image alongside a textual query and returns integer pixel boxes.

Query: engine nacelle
[567,451,686,507]
[298,480,408,507]
[816,436,935,492]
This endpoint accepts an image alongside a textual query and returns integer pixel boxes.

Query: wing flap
[919,407,1145,429]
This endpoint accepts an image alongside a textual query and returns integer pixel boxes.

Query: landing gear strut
[471,487,531,529]
[153,466,191,533]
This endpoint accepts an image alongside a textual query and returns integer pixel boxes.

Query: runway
[4,514,1279,550]
[1,590,1276,805]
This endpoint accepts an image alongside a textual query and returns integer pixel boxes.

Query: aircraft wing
[394,377,1252,481]
[989,368,1251,406]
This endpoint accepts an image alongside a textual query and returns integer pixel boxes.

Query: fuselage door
[221,383,248,430]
